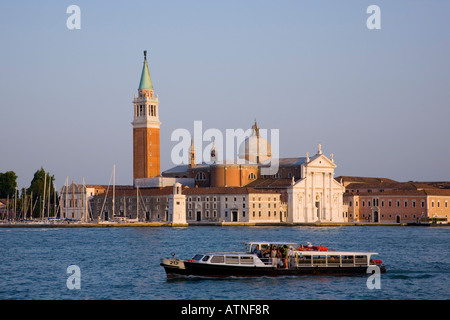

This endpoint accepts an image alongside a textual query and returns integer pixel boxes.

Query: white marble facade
[287,146,345,223]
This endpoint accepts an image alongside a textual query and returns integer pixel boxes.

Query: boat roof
[199,252,254,256]
[244,241,298,245]
[196,251,378,256]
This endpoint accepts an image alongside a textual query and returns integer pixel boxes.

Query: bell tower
[132,51,161,181]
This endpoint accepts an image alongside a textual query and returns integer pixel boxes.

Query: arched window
[195,172,207,181]
[248,172,256,180]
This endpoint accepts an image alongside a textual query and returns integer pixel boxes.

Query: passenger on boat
[262,245,271,258]
[269,245,277,265]
[282,245,289,269]
[253,245,263,258]
[276,246,284,268]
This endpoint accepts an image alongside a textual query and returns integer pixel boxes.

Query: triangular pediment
[307,154,336,168]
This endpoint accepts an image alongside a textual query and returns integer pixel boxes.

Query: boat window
[261,244,270,252]
[210,256,224,264]
[240,256,254,265]
[192,255,204,261]
[250,244,258,253]
[225,256,240,264]
[297,254,311,265]
[355,255,368,265]
[342,255,354,264]
[312,255,327,265]
[202,255,210,262]
[327,255,340,265]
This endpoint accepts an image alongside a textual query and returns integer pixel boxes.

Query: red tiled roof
[336,176,398,184]
[183,186,280,195]
[345,189,450,197]
[92,186,174,197]
[245,178,292,188]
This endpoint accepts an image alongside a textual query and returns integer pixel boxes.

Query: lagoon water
[0,226,449,300]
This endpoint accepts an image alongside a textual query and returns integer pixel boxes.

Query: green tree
[0,171,18,198]
[28,167,57,218]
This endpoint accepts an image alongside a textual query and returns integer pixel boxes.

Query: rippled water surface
[0,226,448,300]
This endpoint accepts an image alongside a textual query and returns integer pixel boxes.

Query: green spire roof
[139,51,154,90]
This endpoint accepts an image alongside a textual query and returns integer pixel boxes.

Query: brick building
[342,178,450,223]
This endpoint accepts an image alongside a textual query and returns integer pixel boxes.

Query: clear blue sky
[1,0,449,190]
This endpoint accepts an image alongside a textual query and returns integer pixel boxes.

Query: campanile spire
[132,51,161,182]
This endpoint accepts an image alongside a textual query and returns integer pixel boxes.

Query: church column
[322,172,326,221]
[311,172,315,221]
[303,168,308,222]
[329,173,333,221]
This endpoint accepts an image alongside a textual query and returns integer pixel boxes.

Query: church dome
[238,120,272,163]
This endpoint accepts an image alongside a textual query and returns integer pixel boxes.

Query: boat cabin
[292,251,381,267]
[189,252,269,267]
[245,242,298,254]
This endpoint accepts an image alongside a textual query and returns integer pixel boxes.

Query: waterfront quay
[0,220,445,228]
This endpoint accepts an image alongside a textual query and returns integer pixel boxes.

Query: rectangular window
[240,256,254,265]
[312,255,326,265]
[225,256,239,264]
[211,256,224,263]
[355,255,368,265]
[327,256,340,265]
[342,255,354,265]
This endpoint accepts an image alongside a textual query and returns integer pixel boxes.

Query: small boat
[160,241,386,278]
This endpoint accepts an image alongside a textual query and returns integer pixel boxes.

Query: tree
[0,171,18,198]
[28,167,57,218]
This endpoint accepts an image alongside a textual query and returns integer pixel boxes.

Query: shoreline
[0,221,447,228]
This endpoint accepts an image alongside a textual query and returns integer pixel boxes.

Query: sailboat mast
[112,165,115,220]
[42,172,47,220]
[82,177,85,222]
[47,177,51,218]
[137,185,139,222]
[29,191,32,220]
[72,180,75,220]
[64,177,68,220]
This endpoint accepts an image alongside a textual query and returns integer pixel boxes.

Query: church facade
[286,145,346,223]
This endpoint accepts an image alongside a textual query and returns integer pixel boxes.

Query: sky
[0,0,449,190]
